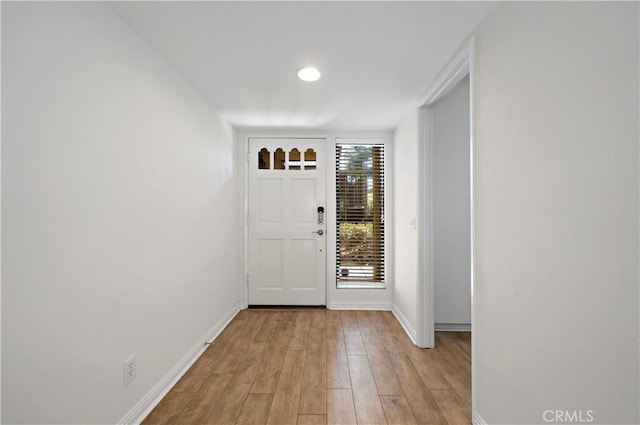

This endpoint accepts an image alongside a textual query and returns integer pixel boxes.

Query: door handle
[312,229,324,235]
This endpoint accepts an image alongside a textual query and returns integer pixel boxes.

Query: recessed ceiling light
[297,66,321,82]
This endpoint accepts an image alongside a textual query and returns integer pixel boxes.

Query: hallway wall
[1,2,240,423]
[392,110,420,339]
[474,2,639,423]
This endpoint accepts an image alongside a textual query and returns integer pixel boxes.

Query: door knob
[312,229,324,235]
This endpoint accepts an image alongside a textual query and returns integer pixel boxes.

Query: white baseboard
[327,301,392,310]
[435,323,471,332]
[391,304,417,345]
[117,302,242,425]
[472,411,487,425]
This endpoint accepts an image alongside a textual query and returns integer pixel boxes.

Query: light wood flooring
[142,309,471,425]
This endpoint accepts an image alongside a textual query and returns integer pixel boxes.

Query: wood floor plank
[253,312,280,343]
[142,391,193,425]
[347,355,387,424]
[309,309,327,329]
[327,309,342,320]
[380,312,420,353]
[289,311,312,350]
[172,356,215,393]
[308,324,327,351]
[451,333,472,360]
[204,343,267,424]
[382,311,405,333]
[236,393,274,424]
[430,389,471,425]
[300,326,327,414]
[406,346,452,390]
[343,330,367,355]
[389,353,447,424]
[369,311,392,333]
[355,310,378,333]
[437,333,471,362]
[341,311,367,356]
[200,319,250,370]
[340,310,361,332]
[213,312,263,374]
[281,310,299,322]
[437,332,471,362]
[456,332,471,349]
[277,313,297,335]
[435,333,472,380]
[194,320,245,365]
[450,382,471,414]
[203,318,244,356]
[379,396,418,425]
[327,389,357,425]
[298,414,327,424]
[327,318,351,389]
[426,347,472,410]
[367,347,404,396]
[244,311,270,341]
[250,338,289,394]
[358,324,404,396]
[251,313,296,394]
[250,367,281,395]
[266,349,307,424]
[378,331,408,354]
[176,373,233,424]
[212,339,248,373]
[358,326,378,348]
[376,311,400,334]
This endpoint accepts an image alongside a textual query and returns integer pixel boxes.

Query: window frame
[334,138,389,290]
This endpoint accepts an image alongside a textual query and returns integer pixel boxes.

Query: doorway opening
[431,76,471,333]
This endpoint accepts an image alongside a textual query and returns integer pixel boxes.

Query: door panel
[258,239,284,289]
[292,179,316,223]
[258,179,283,222]
[292,239,317,289]
[248,138,326,305]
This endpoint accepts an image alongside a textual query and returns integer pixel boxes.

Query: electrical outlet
[123,354,136,386]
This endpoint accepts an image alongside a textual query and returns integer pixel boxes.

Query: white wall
[432,78,471,325]
[1,3,240,424]
[392,110,420,337]
[474,2,639,424]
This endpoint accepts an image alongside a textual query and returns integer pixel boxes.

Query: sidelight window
[336,142,385,288]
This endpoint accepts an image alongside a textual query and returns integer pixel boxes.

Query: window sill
[336,282,387,289]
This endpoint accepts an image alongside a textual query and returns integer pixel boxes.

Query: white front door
[248,138,326,305]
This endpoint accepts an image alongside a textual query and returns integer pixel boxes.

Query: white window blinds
[336,143,385,287]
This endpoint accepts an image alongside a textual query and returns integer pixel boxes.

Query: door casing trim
[416,36,476,416]
[244,136,327,306]
[238,131,393,310]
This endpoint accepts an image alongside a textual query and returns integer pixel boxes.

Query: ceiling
[112,1,496,130]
